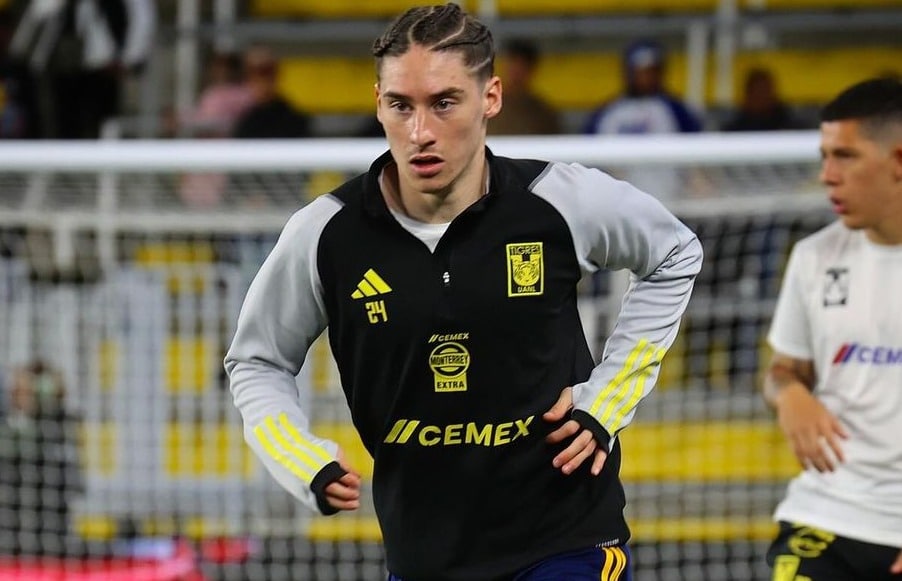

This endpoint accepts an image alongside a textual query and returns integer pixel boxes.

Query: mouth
[829,196,847,215]
[409,155,444,177]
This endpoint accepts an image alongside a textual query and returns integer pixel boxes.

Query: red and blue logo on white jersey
[833,343,902,366]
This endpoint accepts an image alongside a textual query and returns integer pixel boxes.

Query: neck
[865,198,902,246]
[384,150,488,224]
[866,226,902,246]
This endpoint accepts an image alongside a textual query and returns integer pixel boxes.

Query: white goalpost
[0,133,829,581]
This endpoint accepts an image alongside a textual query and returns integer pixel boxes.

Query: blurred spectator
[232,46,311,139]
[185,51,255,138]
[178,51,256,209]
[0,72,28,138]
[583,39,701,136]
[8,0,156,139]
[0,9,32,138]
[0,360,83,556]
[488,38,560,135]
[722,68,807,132]
[583,39,701,200]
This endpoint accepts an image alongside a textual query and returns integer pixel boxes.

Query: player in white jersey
[763,77,902,580]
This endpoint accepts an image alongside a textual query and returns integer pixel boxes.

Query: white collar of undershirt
[378,166,490,253]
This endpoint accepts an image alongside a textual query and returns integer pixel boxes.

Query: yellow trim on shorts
[600,546,627,580]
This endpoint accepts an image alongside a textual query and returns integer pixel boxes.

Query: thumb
[890,549,902,574]
[543,387,573,421]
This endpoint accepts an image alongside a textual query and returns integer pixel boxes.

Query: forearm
[762,359,814,410]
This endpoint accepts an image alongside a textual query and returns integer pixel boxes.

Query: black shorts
[766,521,899,581]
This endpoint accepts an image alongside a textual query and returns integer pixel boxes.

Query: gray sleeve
[532,162,702,443]
[224,196,343,513]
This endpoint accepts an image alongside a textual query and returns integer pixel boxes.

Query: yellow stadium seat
[164,422,256,477]
[748,0,900,8]
[133,241,216,293]
[251,0,478,18]
[278,45,902,115]
[166,337,216,393]
[495,0,718,15]
[305,514,779,543]
[79,422,117,476]
[251,0,898,17]
[732,47,902,106]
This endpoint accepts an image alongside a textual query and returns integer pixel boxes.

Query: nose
[819,157,838,186]
[409,109,436,148]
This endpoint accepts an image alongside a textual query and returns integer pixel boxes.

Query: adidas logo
[351,269,393,299]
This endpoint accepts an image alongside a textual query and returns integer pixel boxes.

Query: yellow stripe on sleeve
[598,344,656,427]
[278,413,333,464]
[253,425,314,483]
[589,339,650,417]
[262,417,325,474]
[605,347,666,433]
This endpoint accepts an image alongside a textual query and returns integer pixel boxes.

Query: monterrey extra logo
[429,341,470,392]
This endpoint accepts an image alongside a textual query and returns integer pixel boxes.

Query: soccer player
[225,4,702,579]
[763,77,902,580]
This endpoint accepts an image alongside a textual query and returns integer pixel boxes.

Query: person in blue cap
[583,39,701,136]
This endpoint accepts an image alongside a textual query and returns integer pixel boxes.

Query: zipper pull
[442,271,451,287]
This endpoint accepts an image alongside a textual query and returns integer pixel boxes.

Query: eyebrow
[820,146,857,157]
[381,88,466,102]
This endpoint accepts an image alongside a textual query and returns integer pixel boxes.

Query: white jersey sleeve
[767,243,815,360]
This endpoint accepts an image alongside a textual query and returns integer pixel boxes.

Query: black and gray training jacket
[225,148,702,580]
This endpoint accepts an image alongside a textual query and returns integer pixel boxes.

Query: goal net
[0,133,830,581]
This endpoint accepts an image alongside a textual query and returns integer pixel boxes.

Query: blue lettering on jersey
[833,343,902,366]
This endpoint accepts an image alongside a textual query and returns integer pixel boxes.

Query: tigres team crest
[506,242,543,297]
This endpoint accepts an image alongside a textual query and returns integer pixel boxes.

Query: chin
[839,215,865,230]
[412,176,451,195]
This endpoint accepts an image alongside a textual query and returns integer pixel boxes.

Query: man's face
[375,45,501,196]
[820,119,902,241]
[631,65,662,96]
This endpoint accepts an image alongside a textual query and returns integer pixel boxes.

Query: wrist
[770,381,810,410]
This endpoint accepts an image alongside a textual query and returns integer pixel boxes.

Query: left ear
[374,82,384,124]
[484,75,502,120]
[893,141,902,182]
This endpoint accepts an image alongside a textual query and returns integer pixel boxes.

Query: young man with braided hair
[226,4,701,579]
[763,77,902,580]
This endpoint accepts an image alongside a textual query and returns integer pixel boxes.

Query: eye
[435,99,454,111]
[389,101,411,112]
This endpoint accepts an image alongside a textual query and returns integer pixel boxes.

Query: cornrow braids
[373,3,495,82]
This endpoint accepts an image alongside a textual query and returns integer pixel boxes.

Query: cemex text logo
[833,343,902,366]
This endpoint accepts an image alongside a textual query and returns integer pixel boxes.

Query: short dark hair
[372,3,494,82]
[821,77,902,140]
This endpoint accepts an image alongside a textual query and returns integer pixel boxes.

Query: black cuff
[310,461,348,516]
[570,409,612,452]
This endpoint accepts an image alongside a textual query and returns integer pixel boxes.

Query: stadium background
[0,1,900,580]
